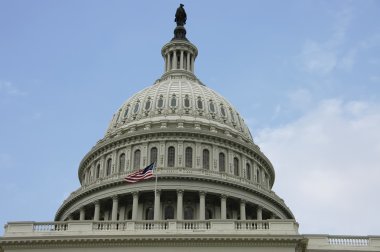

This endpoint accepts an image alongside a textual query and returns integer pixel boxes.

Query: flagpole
[154,161,158,211]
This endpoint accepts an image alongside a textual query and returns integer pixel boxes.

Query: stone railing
[4,220,298,237]
[328,235,369,246]
[306,234,380,251]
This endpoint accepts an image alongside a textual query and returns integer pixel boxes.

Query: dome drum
[78,131,275,188]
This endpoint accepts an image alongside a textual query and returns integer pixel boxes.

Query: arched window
[256,169,260,183]
[170,95,177,107]
[96,164,100,179]
[164,205,175,220]
[106,158,112,176]
[133,101,140,114]
[168,146,175,167]
[233,157,239,176]
[123,106,129,118]
[206,209,213,220]
[246,163,251,180]
[185,147,193,168]
[145,207,154,220]
[203,149,210,170]
[197,98,203,109]
[150,147,158,164]
[184,95,190,108]
[220,105,226,117]
[209,101,215,113]
[119,154,125,172]
[157,95,164,108]
[219,153,225,172]
[134,149,141,170]
[184,206,194,220]
[145,98,151,111]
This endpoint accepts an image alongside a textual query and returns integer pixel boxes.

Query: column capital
[240,199,246,204]
[220,194,227,199]
[177,189,184,195]
[199,191,206,196]
[132,191,139,197]
[112,195,119,201]
[93,200,100,206]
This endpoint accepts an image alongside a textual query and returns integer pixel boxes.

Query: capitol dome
[106,76,254,144]
[54,9,294,225]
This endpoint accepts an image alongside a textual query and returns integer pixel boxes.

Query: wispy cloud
[0,81,27,96]
[256,99,380,234]
[298,7,354,75]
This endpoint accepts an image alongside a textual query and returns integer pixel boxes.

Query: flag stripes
[124,162,155,183]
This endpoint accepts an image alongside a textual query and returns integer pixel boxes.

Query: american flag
[124,162,155,183]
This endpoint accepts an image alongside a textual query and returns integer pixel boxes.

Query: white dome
[106,76,254,144]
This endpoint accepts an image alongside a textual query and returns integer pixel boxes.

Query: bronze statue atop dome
[175,4,187,26]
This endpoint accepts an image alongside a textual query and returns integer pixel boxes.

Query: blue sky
[0,0,379,235]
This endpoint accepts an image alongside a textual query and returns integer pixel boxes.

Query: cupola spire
[173,3,188,41]
[161,4,198,78]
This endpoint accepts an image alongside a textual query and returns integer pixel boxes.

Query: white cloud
[256,99,380,235]
[0,81,27,96]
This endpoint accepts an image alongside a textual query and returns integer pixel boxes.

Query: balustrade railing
[177,220,211,230]
[134,221,168,230]
[6,220,289,235]
[328,236,369,246]
[235,220,269,230]
[33,222,68,232]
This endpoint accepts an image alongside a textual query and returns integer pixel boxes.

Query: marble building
[0,6,379,252]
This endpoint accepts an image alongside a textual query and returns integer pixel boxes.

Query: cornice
[0,234,306,250]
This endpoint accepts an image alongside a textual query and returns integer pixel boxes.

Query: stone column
[173,51,177,70]
[177,190,184,220]
[132,192,139,221]
[111,196,119,221]
[257,206,262,220]
[191,54,194,72]
[79,207,85,221]
[220,195,227,220]
[199,191,206,220]
[240,200,246,220]
[166,53,169,71]
[94,200,100,221]
[154,190,161,221]
[186,53,191,71]
[180,50,184,69]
